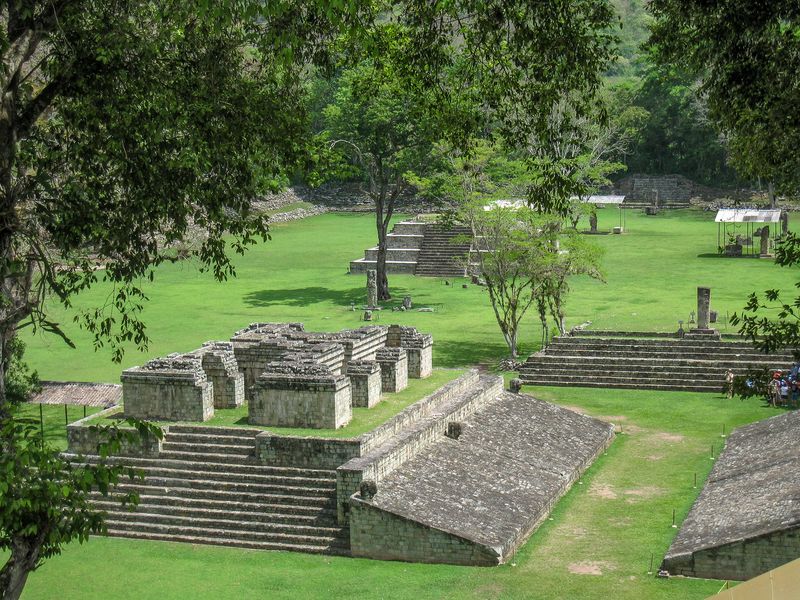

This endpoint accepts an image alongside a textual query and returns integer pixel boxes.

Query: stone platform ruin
[120,323,432,429]
[66,368,613,565]
[662,410,800,581]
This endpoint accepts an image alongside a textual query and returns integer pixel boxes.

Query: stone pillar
[198,343,245,409]
[781,210,789,235]
[589,211,598,233]
[346,361,382,408]
[375,347,408,393]
[121,356,214,422]
[760,227,771,257]
[385,325,433,379]
[367,270,378,308]
[697,287,711,330]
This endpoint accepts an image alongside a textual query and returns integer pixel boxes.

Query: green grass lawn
[19,209,800,383]
[17,387,774,600]
[10,403,102,451]
[90,368,464,438]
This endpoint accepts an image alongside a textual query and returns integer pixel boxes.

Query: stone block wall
[67,408,166,458]
[386,325,432,379]
[376,348,408,393]
[347,361,382,408]
[664,527,800,581]
[406,346,432,379]
[349,497,500,566]
[255,432,362,469]
[121,357,213,422]
[249,363,352,429]
[336,372,496,523]
[195,342,245,408]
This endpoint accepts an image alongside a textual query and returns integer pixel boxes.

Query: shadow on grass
[696,253,763,259]
[244,287,366,308]
[432,338,518,368]
[243,285,419,309]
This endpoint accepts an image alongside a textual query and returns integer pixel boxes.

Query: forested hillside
[608,0,742,187]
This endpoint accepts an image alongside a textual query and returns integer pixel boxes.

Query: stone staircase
[349,221,425,274]
[65,425,349,554]
[413,225,472,278]
[519,335,795,392]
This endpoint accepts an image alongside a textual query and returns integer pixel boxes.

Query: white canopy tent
[714,208,782,256]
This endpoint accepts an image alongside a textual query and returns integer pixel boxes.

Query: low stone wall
[665,527,800,581]
[254,433,362,470]
[66,408,166,458]
[348,498,500,566]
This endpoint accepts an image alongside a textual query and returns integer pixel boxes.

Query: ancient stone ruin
[662,410,800,580]
[120,323,432,428]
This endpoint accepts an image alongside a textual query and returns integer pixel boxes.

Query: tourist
[768,374,780,407]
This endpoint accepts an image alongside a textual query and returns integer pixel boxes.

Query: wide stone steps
[414,226,471,277]
[536,347,792,362]
[519,335,794,392]
[104,520,349,550]
[520,378,721,392]
[528,355,790,371]
[103,511,343,539]
[94,493,337,518]
[103,528,349,555]
[90,498,336,525]
[63,453,336,481]
[105,481,336,508]
[69,422,348,555]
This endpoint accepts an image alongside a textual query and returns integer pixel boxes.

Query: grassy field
[13,208,798,599]
[90,368,464,438]
[16,387,777,600]
[20,209,799,382]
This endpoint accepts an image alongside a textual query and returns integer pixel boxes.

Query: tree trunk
[768,181,776,209]
[0,537,42,600]
[376,227,390,302]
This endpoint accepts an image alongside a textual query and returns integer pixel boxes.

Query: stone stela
[121,323,433,429]
[687,286,719,338]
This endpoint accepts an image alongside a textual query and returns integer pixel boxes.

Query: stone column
[760,227,770,256]
[697,287,711,330]
[367,270,378,308]
[375,347,408,393]
[346,361,382,408]
[589,211,598,233]
[781,210,789,235]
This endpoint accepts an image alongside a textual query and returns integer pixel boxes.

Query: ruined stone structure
[662,410,800,580]
[519,332,794,392]
[120,322,431,428]
[65,369,613,565]
[350,221,474,277]
[375,348,408,393]
[121,356,213,422]
[346,361,382,408]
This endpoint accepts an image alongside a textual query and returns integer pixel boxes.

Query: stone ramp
[519,335,794,392]
[348,391,614,565]
[662,410,800,581]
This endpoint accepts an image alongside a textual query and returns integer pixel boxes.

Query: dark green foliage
[0,415,162,599]
[649,0,800,192]
[623,66,739,186]
[3,338,39,407]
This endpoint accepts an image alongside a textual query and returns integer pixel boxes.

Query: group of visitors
[767,369,800,407]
